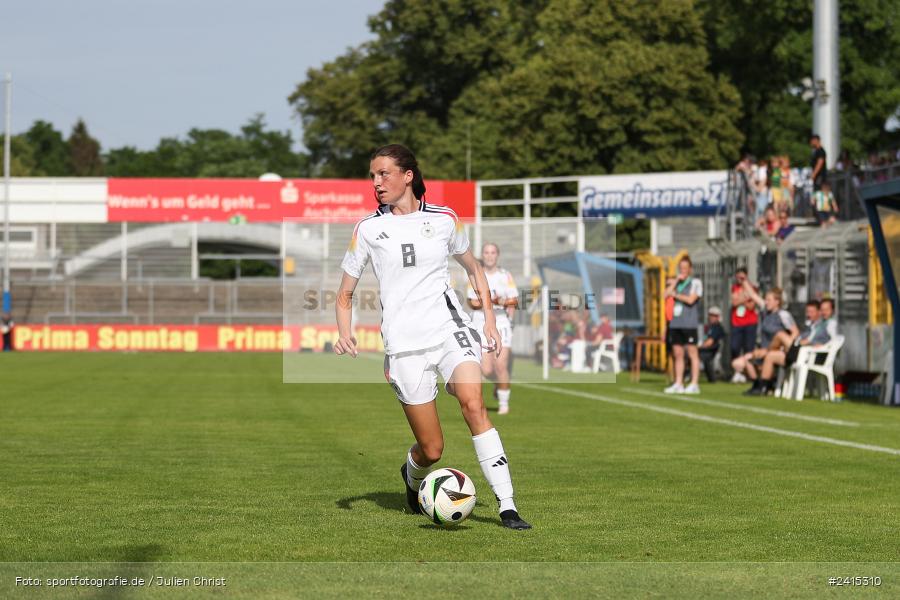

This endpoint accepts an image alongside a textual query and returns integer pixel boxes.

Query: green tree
[0,134,40,176]
[105,146,165,177]
[435,0,743,179]
[290,0,743,181]
[24,120,70,175]
[104,114,306,178]
[68,119,104,176]
[700,0,900,161]
[289,0,546,177]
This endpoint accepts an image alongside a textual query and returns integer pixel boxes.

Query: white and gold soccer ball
[418,468,476,526]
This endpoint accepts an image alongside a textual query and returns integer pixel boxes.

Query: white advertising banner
[580,170,730,218]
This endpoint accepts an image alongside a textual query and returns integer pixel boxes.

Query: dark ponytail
[371,144,427,200]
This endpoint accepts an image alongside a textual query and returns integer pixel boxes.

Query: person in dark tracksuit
[1,313,13,351]
[698,307,725,383]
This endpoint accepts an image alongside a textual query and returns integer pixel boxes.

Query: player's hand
[483,324,502,357]
[491,293,503,307]
[334,335,359,357]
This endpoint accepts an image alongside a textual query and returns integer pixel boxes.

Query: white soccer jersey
[341,200,472,355]
[467,268,517,327]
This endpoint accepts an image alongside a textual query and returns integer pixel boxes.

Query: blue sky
[0,0,382,150]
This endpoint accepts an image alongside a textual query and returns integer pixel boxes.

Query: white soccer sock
[405,449,430,490]
[497,388,511,408]
[472,428,517,513]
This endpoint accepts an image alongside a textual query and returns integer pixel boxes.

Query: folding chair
[781,335,845,401]
[568,340,591,373]
[592,332,623,374]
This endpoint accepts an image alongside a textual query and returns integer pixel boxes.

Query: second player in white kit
[467,243,517,414]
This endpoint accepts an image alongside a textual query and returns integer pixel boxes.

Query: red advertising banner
[13,324,384,353]
[107,178,475,223]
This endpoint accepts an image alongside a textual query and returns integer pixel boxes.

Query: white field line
[620,387,858,428]
[521,383,900,457]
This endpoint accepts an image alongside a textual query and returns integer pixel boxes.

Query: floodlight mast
[2,72,11,314]
[813,0,839,167]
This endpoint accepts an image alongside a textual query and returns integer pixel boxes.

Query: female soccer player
[334,144,531,530]
[466,243,517,414]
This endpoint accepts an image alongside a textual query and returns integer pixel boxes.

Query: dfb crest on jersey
[420,222,435,238]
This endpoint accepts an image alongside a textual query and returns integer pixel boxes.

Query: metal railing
[12,279,286,325]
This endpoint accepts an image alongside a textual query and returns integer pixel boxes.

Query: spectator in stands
[779,156,794,213]
[770,156,784,208]
[664,256,703,395]
[735,154,756,211]
[753,158,770,222]
[758,206,779,237]
[553,309,584,370]
[729,268,758,383]
[1,313,13,351]
[698,307,725,383]
[731,284,799,390]
[775,210,795,243]
[820,297,838,339]
[810,134,828,191]
[586,312,614,369]
[591,313,613,341]
[746,300,830,395]
[835,150,854,172]
[813,181,839,227]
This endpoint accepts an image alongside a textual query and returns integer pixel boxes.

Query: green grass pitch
[1,352,899,598]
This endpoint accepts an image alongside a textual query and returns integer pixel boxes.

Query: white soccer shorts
[383,326,483,405]
[471,316,513,350]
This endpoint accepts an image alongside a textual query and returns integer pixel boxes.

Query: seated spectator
[812,181,839,227]
[591,313,613,342]
[554,310,586,370]
[820,297,838,339]
[775,210,795,243]
[587,313,614,368]
[757,206,779,237]
[745,300,830,395]
[731,283,799,389]
[698,307,725,383]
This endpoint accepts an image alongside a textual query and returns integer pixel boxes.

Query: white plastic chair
[592,332,623,374]
[781,334,845,401]
[567,340,591,373]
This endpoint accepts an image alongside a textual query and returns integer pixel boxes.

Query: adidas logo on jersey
[376,232,390,240]
[492,456,508,467]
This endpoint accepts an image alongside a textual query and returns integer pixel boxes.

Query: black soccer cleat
[500,510,532,530]
[400,464,422,514]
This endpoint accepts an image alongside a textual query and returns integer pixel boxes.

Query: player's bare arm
[455,250,501,356]
[334,271,360,357]
[504,294,517,320]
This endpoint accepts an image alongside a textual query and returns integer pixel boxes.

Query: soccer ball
[418,468,476,526]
